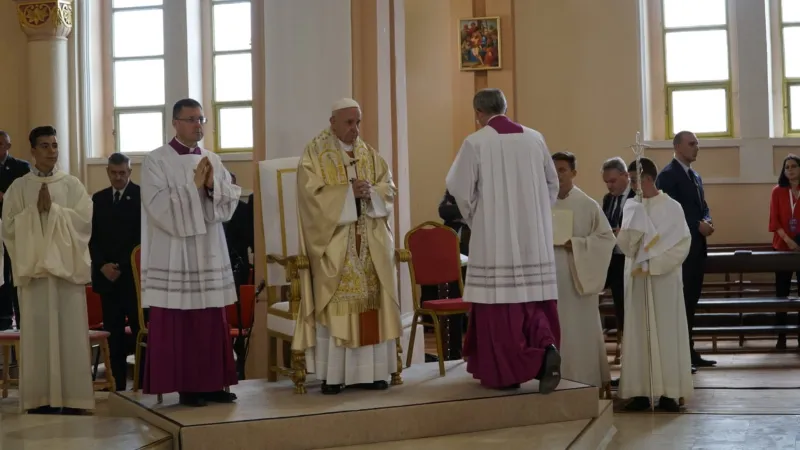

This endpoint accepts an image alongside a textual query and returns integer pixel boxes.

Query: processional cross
[628,131,655,411]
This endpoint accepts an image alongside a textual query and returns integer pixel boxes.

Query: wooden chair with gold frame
[404,221,471,376]
[131,245,162,403]
[259,157,409,394]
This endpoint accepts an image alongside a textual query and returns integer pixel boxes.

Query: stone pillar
[14,0,73,175]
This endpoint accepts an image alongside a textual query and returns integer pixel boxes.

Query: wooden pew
[601,250,800,355]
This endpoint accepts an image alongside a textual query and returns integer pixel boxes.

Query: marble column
[14,0,73,175]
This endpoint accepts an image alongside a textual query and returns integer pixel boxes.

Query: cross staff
[629,131,656,412]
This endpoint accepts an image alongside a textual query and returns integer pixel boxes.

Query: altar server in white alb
[3,126,95,414]
[550,152,615,388]
[447,88,562,393]
[617,157,693,412]
[141,99,241,407]
[294,98,401,395]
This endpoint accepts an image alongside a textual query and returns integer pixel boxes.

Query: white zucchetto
[331,98,360,113]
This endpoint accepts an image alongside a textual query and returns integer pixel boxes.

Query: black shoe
[624,396,651,412]
[27,405,60,415]
[203,390,237,403]
[424,354,439,363]
[537,345,561,395]
[321,381,344,395]
[178,392,207,407]
[61,407,90,416]
[658,396,680,413]
[499,383,521,390]
[692,357,716,367]
[691,366,697,374]
[777,336,788,349]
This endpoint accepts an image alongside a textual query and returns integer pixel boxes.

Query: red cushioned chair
[85,285,104,380]
[404,221,470,376]
[226,284,256,378]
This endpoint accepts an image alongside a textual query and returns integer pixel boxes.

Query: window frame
[660,0,734,139]
[108,1,167,154]
[210,0,253,154]
[780,0,800,136]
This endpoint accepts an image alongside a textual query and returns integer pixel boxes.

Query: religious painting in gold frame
[458,16,501,71]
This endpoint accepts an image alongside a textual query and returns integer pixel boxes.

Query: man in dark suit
[0,131,30,330]
[225,174,253,379]
[89,153,142,390]
[656,130,717,368]
[601,157,635,336]
[439,190,471,256]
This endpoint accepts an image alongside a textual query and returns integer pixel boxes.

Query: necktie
[687,169,702,202]
[113,191,121,205]
[609,195,622,228]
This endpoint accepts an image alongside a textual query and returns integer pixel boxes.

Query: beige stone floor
[4,337,800,449]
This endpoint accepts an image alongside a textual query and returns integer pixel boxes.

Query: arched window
[780,0,800,135]
[210,0,253,152]
[108,0,166,154]
[661,0,732,138]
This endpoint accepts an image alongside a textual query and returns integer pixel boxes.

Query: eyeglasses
[175,117,208,124]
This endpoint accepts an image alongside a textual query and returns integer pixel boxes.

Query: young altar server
[551,152,615,388]
[294,98,402,395]
[447,88,562,393]
[617,157,694,412]
[141,99,240,407]
[2,126,95,414]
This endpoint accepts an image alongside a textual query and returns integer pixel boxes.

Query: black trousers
[604,253,626,332]
[101,279,141,391]
[682,247,706,360]
[775,270,800,342]
[0,250,19,329]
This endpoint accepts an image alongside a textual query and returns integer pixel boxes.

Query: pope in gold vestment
[294,111,401,391]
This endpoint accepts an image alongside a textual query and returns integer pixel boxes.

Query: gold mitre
[331,98,360,113]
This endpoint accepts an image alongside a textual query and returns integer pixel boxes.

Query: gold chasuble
[294,128,401,351]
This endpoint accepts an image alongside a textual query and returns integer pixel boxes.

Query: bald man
[293,98,402,395]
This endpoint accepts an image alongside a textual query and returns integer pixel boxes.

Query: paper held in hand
[552,209,573,246]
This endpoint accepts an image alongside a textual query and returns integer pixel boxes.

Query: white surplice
[140,144,241,310]
[303,143,397,385]
[445,124,559,304]
[2,170,95,411]
[553,187,615,387]
[617,192,694,401]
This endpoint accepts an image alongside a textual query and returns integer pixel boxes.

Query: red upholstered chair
[85,285,104,380]
[226,284,256,377]
[404,221,470,376]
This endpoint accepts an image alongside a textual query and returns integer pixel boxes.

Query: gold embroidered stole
[315,132,381,317]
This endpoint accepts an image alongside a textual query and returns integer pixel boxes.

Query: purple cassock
[142,138,238,396]
[461,115,561,390]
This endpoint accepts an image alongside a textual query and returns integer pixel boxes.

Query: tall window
[110,0,166,153]
[782,0,800,135]
[662,0,731,138]
[211,0,253,152]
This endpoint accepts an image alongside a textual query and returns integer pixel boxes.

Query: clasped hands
[193,156,215,191]
[351,179,372,199]
[101,263,122,282]
[37,183,51,213]
[698,220,714,237]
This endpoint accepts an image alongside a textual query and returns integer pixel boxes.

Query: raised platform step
[108,361,607,450]
[323,400,615,450]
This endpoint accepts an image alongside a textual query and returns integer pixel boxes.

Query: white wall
[262,0,352,160]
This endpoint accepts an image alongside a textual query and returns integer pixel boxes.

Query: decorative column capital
[14,0,74,41]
